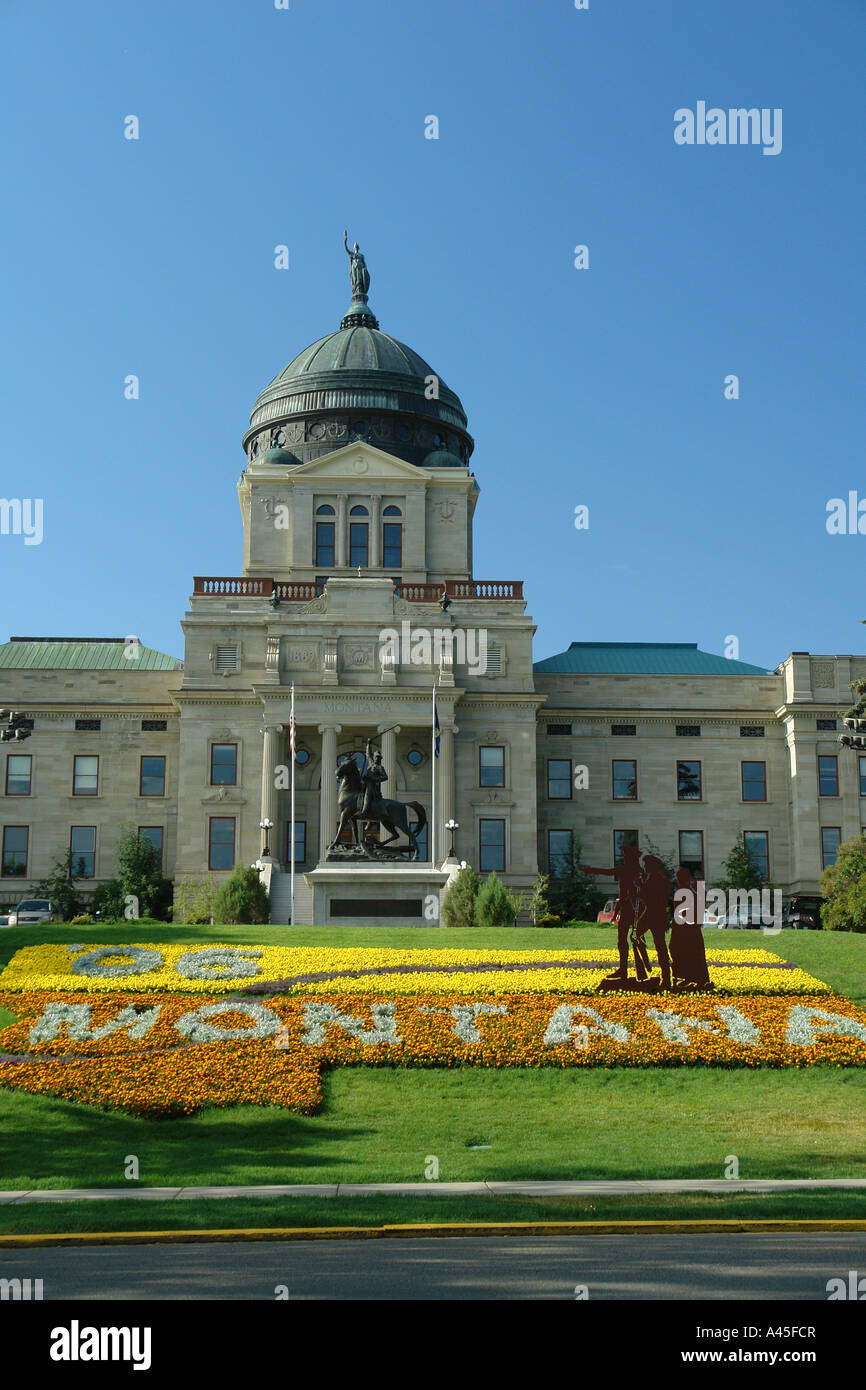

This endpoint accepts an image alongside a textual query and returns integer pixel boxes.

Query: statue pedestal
[305,861,451,928]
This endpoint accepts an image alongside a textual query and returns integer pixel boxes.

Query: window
[383,505,402,516]
[611,724,636,737]
[613,829,639,863]
[677,760,702,800]
[479,819,505,872]
[546,724,572,736]
[140,756,166,797]
[485,645,503,674]
[5,754,31,795]
[75,718,100,731]
[817,719,837,731]
[210,744,237,785]
[349,522,368,567]
[1,826,28,876]
[208,817,235,870]
[138,826,164,869]
[285,820,306,865]
[406,748,424,767]
[676,725,701,737]
[547,758,572,800]
[382,522,402,568]
[548,829,573,876]
[215,644,239,673]
[141,719,167,732]
[612,759,637,799]
[73,755,98,795]
[678,831,704,877]
[315,521,335,567]
[315,504,335,515]
[479,746,505,787]
[821,827,841,869]
[741,761,767,801]
[818,755,839,797]
[740,726,765,738]
[743,831,769,880]
[859,756,866,797]
[70,826,96,878]
[294,747,310,766]
[349,504,368,516]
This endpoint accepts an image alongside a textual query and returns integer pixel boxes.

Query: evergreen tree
[474,870,521,928]
[716,833,769,891]
[115,826,173,919]
[441,865,479,928]
[35,851,85,922]
[547,840,606,923]
[212,865,270,925]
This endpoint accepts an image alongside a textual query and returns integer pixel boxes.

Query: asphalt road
[3,1233,865,1300]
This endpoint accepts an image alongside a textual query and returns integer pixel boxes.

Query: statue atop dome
[343,230,371,302]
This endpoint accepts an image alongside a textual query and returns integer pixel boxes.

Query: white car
[6,899,56,927]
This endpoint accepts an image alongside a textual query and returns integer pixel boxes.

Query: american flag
[289,712,297,758]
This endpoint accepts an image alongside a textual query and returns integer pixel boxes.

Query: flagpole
[290,684,296,926]
[431,682,437,866]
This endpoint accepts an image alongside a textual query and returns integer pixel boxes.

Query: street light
[259,818,274,857]
[445,818,459,859]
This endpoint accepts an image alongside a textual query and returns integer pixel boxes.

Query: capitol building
[1,252,860,921]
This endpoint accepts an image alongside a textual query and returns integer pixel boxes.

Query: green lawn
[0,922,864,1227]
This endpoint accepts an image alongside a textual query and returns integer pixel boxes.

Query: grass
[2,1191,866,1239]
[1,921,865,1229]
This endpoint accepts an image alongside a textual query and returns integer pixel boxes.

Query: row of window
[315,503,403,569]
[546,721,838,736]
[546,827,844,879]
[2,749,238,798]
[545,757,856,802]
[1,826,164,878]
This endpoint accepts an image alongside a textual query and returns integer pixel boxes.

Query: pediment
[290,442,431,483]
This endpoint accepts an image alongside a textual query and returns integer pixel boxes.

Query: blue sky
[1,0,863,670]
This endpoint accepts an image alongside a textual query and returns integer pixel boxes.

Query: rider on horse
[361,739,388,820]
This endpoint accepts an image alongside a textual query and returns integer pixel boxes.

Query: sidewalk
[2,1177,866,1204]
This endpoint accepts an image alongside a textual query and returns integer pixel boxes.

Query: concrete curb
[3,1219,866,1249]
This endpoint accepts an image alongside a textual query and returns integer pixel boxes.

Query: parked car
[6,899,56,927]
[701,909,726,927]
[597,898,620,923]
[783,895,823,930]
[721,904,764,929]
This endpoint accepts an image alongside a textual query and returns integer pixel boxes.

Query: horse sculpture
[330,756,427,860]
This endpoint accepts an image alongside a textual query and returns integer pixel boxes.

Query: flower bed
[0,943,831,998]
[1,989,864,1118]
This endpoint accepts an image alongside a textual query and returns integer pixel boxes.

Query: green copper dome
[243,239,473,471]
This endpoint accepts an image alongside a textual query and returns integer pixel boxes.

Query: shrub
[441,865,479,928]
[173,880,215,925]
[535,912,562,928]
[69,913,93,926]
[116,827,173,919]
[35,851,86,922]
[93,880,126,922]
[820,833,866,932]
[212,866,270,925]
[547,841,606,922]
[475,871,521,928]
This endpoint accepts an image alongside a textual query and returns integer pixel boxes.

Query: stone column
[260,724,283,859]
[318,724,342,857]
[336,495,348,568]
[370,494,382,568]
[438,724,456,862]
[378,723,400,798]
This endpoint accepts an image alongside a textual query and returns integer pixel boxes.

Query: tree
[547,840,606,923]
[212,866,270,925]
[474,870,521,928]
[35,851,86,922]
[441,865,479,928]
[115,826,173,919]
[820,833,866,932]
[715,833,769,892]
[525,872,550,925]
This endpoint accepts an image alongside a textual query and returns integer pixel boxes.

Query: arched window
[383,505,402,516]
[316,504,335,516]
[349,505,368,516]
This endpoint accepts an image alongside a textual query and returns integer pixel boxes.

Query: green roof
[533,642,772,677]
[0,639,182,672]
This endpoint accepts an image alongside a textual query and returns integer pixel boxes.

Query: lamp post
[445,818,458,859]
[259,818,274,858]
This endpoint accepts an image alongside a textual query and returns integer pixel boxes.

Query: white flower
[715,1004,760,1046]
[543,1003,630,1046]
[29,1001,160,1045]
[300,1002,400,1046]
[448,1002,507,1043]
[69,946,164,978]
[174,1001,280,1043]
[647,1008,720,1046]
[175,948,263,981]
[785,1005,866,1047]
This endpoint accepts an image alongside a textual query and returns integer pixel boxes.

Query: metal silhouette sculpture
[328,738,427,860]
[584,848,711,992]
